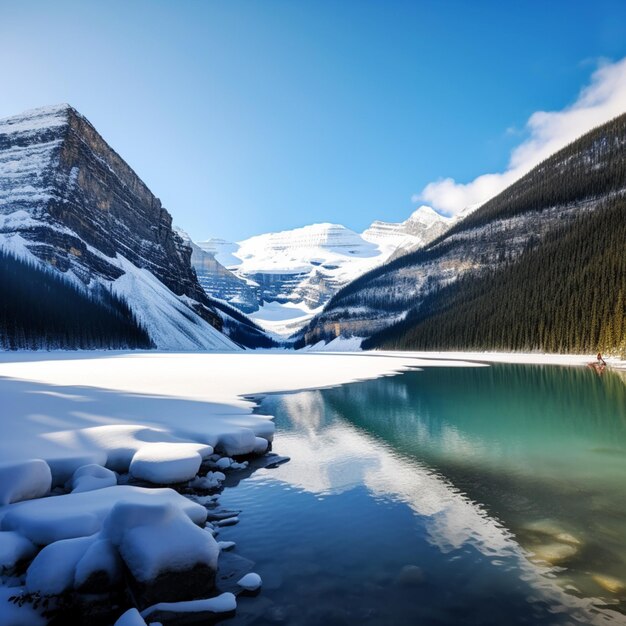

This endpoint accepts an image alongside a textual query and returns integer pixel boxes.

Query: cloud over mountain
[415,56,626,215]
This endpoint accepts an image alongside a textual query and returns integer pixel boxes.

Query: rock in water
[592,574,625,594]
[395,565,425,586]
[529,542,578,565]
[114,608,148,626]
[103,501,220,609]
[237,572,262,591]
[0,459,51,505]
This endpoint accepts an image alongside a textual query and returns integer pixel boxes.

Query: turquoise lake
[217,362,626,625]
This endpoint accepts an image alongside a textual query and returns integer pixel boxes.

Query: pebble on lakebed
[395,565,425,586]
[592,574,625,594]
[522,519,581,565]
[529,542,578,564]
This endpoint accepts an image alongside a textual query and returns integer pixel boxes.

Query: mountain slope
[365,199,626,354]
[301,112,626,353]
[0,104,267,350]
[194,207,451,336]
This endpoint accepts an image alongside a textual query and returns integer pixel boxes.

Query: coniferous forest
[0,249,153,350]
[364,198,626,356]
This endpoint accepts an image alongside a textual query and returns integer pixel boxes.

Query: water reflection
[217,364,626,625]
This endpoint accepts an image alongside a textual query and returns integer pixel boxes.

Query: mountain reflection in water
[217,363,626,626]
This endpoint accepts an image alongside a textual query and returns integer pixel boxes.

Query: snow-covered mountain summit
[362,205,451,258]
[0,104,271,350]
[191,207,451,336]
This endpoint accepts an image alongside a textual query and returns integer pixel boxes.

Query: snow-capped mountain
[362,205,450,259]
[192,207,451,336]
[0,104,271,350]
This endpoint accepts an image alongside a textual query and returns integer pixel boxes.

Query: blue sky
[2,1,626,240]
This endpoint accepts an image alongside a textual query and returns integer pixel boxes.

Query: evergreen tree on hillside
[364,199,626,356]
[0,249,153,350]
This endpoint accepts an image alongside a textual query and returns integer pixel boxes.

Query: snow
[0,351,435,469]
[115,608,148,626]
[374,350,622,368]
[26,534,96,595]
[0,532,36,570]
[0,460,51,505]
[309,336,364,352]
[111,255,238,352]
[237,572,262,591]
[44,424,212,478]
[140,592,237,619]
[129,442,212,484]
[1,485,207,545]
[103,501,219,582]
[189,472,225,490]
[74,537,122,589]
[70,464,117,493]
[0,104,70,137]
[0,586,46,626]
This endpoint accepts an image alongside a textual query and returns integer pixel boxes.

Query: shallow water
[218,363,626,625]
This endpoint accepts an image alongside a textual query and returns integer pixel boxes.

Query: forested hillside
[301,112,626,355]
[364,199,626,355]
[0,249,152,350]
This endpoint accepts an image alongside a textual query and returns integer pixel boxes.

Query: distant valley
[183,206,451,336]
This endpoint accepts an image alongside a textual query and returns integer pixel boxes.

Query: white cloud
[415,57,626,215]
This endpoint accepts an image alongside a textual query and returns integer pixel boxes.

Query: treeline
[0,249,153,350]
[364,199,626,356]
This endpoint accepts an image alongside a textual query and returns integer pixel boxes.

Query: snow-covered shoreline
[0,350,623,624]
[0,351,437,624]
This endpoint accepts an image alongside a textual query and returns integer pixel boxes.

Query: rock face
[176,228,259,314]
[1,105,203,299]
[0,104,268,349]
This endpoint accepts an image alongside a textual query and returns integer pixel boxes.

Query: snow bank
[0,460,51,505]
[74,537,122,591]
[70,464,117,493]
[0,352,431,471]
[1,485,207,545]
[26,534,96,595]
[103,501,219,583]
[43,424,208,475]
[130,443,211,484]
[0,586,45,626]
[0,531,36,570]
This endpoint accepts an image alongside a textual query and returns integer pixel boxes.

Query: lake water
[217,362,626,625]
